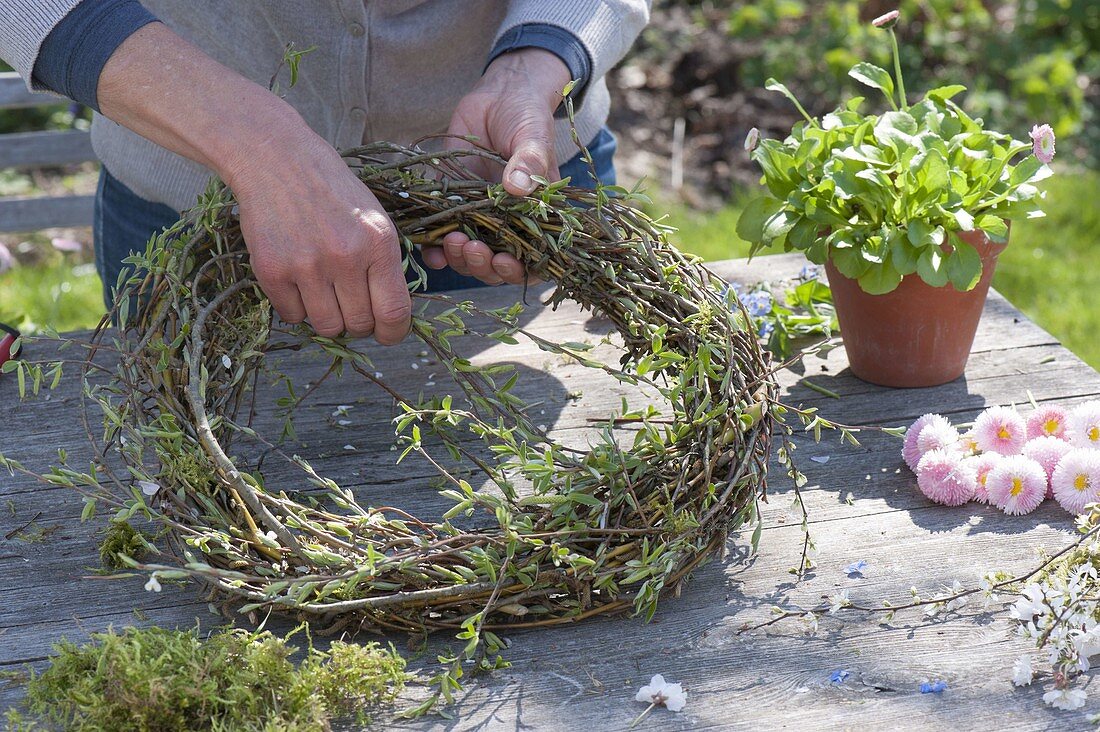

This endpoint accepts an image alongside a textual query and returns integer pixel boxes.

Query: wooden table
[2,253,1097,730]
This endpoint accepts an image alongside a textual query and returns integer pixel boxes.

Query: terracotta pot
[825,228,1008,388]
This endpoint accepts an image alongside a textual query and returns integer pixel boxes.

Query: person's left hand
[421,48,571,285]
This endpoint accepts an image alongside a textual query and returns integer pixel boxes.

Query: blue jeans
[93,128,618,308]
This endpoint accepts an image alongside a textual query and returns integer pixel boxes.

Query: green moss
[157,450,216,494]
[12,523,60,545]
[298,641,408,725]
[8,625,408,731]
[98,521,151,571]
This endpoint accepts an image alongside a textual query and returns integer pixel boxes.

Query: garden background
[1,0,1097,362]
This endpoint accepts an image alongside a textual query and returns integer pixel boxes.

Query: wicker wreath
[75,140,778,646]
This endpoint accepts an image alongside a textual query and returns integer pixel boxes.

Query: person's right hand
[226,128,412,343]
[95,23,412,342]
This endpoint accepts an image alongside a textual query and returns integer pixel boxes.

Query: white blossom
[1043,687,1087,711]
[1010,584,1048,620]
[634,674,686,712]
[1011,656,1033,687]
[221,354,232,370]
[829,590,850,615]
[137,480,160,496]
[944,580,968,612]
[1072,628,1100,672]
[144,575,162,592]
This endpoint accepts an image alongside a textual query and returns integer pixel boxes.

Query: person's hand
[421,48,572,284]
[95,23,411,343]
[227,127,411,343]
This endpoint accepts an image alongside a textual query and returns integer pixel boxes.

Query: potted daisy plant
[737,9,1057,387]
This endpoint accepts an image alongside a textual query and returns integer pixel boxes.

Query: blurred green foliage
[0,254,103,334]
[0,59,90,133]
[723,0,1099,164]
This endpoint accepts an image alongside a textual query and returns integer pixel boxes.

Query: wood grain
[0,253,1093,730]
[0,194,95,233]
[0,130,95,169]
[0,73,49,110]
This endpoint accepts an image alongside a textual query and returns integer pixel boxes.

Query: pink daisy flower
[1023,436,1073,497]
[903,414,959,470]
[872,10,900,28]
[973,406,1027,455]
[964,453,1002,504]
[987,455,1048,515]
[958,430,980,456]
[1026,404,1068,440]
[1067,401,1100,450]
[1051,449,1100,515]
[744,127,760,152]
[1029,124,1056,165]
[916,449,976,507]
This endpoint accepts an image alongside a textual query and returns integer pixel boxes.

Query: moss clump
[97,520,151,570]
[299,641,408,724]
[157,448,216,494]
[11,625,408,731]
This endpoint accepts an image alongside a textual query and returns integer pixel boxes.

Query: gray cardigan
[1,1,650,211]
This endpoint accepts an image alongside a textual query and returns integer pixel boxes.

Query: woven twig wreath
[78,140,778,641]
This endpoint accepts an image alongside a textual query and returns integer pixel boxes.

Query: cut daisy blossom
[973,406,1027,456]
[903,414,956,469]
[1068,401,1100,449]
[1026,404,1068,440]
[986,455,1047,515]
[916,449,976,506]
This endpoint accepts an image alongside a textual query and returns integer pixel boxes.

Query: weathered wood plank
[0,129,95,169]
[0,72,59,111]
[0,194,95,233]
[1,253,1097,730]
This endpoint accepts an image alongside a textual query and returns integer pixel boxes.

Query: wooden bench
[0,70,96,233]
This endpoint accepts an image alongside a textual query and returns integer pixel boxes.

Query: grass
[0,254,103,333]
[2,170,1097,368]
[655,169,1100,369]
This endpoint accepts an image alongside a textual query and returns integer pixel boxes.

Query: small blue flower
[845,560,868,578]
[919,680,948,694]
[829,669,850,684]
[799,264,823,281]
[758,321,774,339]
[720,283,743,305]
[740,290,773,318]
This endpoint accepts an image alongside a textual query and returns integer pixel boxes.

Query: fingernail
[509,169,533,193]
[467,252,485,267]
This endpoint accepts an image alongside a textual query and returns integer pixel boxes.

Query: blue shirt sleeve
[487,23,593,117]
[32,0,159,112]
